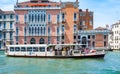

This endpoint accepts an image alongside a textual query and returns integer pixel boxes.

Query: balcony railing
[73,19,77,23]
[0,18,15,21]
[62,19,66,23]
[78,30,110,34]
[3,38,7,40]
[28,34,47,36]
[14,7,61,10]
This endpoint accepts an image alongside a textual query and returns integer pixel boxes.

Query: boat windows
[21,47,26,52]
[10,47,14,51]
[15,47,20,51]
[74,50,80,53]
[33,47,38,52]
[88,35,90,39]
[27,47,32,52]
[39,47,45,52]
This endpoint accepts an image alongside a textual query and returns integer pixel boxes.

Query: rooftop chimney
[76,0,78,2]
[16,0,18,4]
[106,24,109,29]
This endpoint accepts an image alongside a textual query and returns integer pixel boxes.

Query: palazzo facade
[13,0,110,49]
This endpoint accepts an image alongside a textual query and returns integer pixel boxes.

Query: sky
[0,0,120,28]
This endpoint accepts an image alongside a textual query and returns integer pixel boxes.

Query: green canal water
[0,51,120,74]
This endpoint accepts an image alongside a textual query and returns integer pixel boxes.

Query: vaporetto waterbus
[5,44,105,58]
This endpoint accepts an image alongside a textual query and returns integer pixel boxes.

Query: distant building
[109,21,120,50]
[78,27,109,49]
[0,9,15,50]
[79,9,93,30]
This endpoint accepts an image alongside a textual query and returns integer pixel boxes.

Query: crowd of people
[47,46,97,56]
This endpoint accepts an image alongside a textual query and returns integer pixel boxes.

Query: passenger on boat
[70,48,72,55]
[50,48,53,52]
[67,47,71,56]
[84,48,89,54]
[90,49,97,53]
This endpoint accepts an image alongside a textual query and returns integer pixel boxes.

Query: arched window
[38,14,40,22]
[57,26,59,35]
[92,41,95,47]
[16,14,19,23]
[44,27,45,35]
[29,27,31,35]
[41,14,43,22]
[82,37,87,48]
[24,14,27,23]
[39,26,41,35]
[48,27,50,35]
[48,14,51,22]
[39,38,45,44]
[74,25,77,33]
[44,14,46,22]
[35,14,37,22]
[40,14,41,22]
[30,38,36,44]
[57,14,60,22]
[32,14,34,22]
[36,14,38,22]
[74,13,77,21]
[29,14,31,22]
[36,27,38,35]
[4,22,6,29]
[62,25,64,33]
[16,27,19,36]
[41,27,42,35]
[32,27,34,35]
[38,27,39,35]
[24,27,27,35]
[35,27,37,34]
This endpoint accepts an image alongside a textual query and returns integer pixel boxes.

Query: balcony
[3,38,7,41]
[56,19,60,24]
[14,7,61,10]
[28,34,47,36]
[0,28,2,31]
[62,19,66,23]
[47,21,52,25]
[2,28,7,32]
[6,39,13,42]
[6,29,14,32]
[15,22,20,24]
[0,38,2,41]
[10,38,13,40]
[0,18,15,22]
[61,32,65,36]
[73,19,77,23]
[74,32,78,35]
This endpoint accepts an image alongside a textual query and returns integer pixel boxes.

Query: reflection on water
[0,51,120,74]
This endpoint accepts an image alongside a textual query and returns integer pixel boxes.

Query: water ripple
[0,51,120,74]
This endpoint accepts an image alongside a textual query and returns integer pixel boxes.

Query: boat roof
[48,44,87,46]
[7,44,48,47]
[7,44,87,47]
